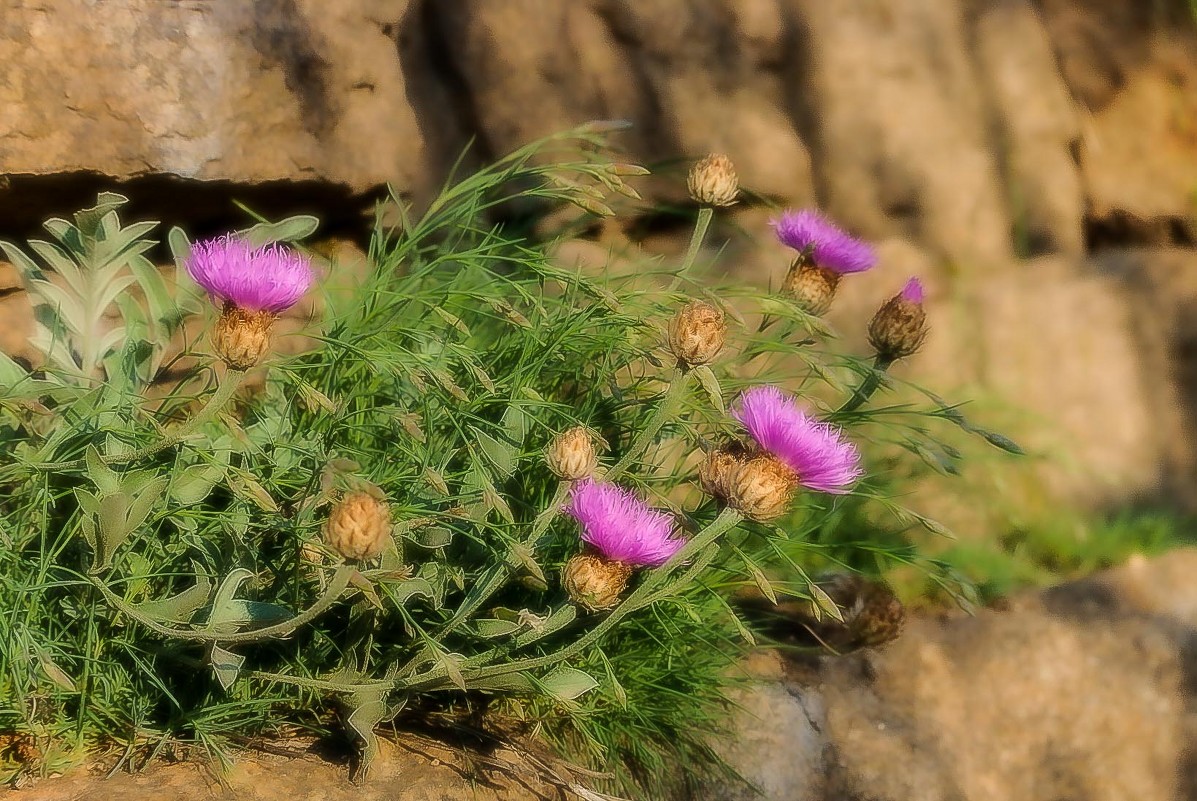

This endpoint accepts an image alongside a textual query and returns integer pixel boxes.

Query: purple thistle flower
[772,210,876,274]
[186,235,314,314]
[901,276,924,304]
[564,480,686,567]
[732,386,863,493]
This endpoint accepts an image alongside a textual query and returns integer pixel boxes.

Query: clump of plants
[0,127,1016,796]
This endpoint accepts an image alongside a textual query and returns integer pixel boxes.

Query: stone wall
[2,0,1197,516]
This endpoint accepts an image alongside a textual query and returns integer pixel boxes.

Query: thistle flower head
[732,386,862,493]
[901,276,924,304]
[186,235,314,314]
[772,210,876,274]
[564,480,685,567]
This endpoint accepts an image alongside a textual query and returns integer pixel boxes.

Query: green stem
[391,481,572,679]
[89,564,355,644]
[13,370,246,474]
[837,354,895,415]
[606,369,689,482]
[668,206,713,292]
[400,508,743,692]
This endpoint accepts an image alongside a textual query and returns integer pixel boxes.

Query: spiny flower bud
[213,303,275,371]
[668,300,726,367]
[323,491,392,562]
[781,257,841,317]
[687,153,739,207]
[868,277,928,360]
[698,440,754,503]
[727,454,799,522]
[547,426,598,481]
[562,553,633,611]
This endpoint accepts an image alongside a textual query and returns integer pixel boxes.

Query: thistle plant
[0,129,1018,796]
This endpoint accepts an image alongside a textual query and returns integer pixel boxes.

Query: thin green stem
[606,369,689,482]
[399,508,743,692]
[10,370,246,474]
[836,354,895,415]
[667,206,713,292]
[89,564,355,644]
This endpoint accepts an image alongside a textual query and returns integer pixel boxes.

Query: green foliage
[0,128,1010,795]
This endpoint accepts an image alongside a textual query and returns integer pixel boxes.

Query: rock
[707,549,1197,801]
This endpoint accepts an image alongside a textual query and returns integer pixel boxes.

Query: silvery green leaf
[227,472,279,513]
[539,666,598,702]
[692,365,725,413]
[72,193,127,239]
[209,645,244,691]
[808,581,845,624]
[473,618,523,638]
[346,685,388,777]
[134,574,214,625]
[85,445,120,495]
[203,568,256,634]
[0,240,47,284]
[435,652,467,691]
[241,215,319,247]
[469,672,535,693]
[734,546,777,604]
[94,274,138,319]
[32,644,78,692]
[171,462,228,505]
[471,426,517,478]
[411,527,452,549]
[167,226,191,271]
[27,240,85,294]
[501,403,527,447]
[28,280,87,337]
[385,577,434,606]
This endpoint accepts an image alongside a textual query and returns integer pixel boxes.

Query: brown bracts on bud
[868,277,928,360]
[546,426,598,481]
[213,303,275,371]
[562,553,634,611]
[782,256,841,317]
[698,440,755,503]
[668,300,726,368]
[727,454,799,522]
[323,491,392,562]
[687,153,739,207]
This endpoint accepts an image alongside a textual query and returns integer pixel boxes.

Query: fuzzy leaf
[346,685,388,777]
[473,618,523,638]
[468,672,535,693]
[171,462,228,505]
[513,604,575,647]
[692,365,725,413]
[539,666,599,702]
[471,426,517,478]
[228,472,279,513]
[241,215,319,247]
[33,645,78,692]
[209,645,245,691]
[134,575,214,625]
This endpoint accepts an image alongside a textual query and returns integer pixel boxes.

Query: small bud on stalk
[563,553,634,612]
[868,277,928,360]
[547,426,598,481]
[324,491,392,562]
[668,300,726,368]
[698,440,754,503]
[687,153,739,207]
[727,454,798,522]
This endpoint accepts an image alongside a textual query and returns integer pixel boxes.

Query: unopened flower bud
[563,553,633,611]
[213,303,275,370]
[669,300,726,367]
[782,257,841,317]
[547,427,598,481]
[687,153,739,207]
[698,440,754,503]
[728,454,799,521]
[868,277,928,360]
[323,491,392,561]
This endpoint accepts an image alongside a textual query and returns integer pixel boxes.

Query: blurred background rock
[2,0,1196,588]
